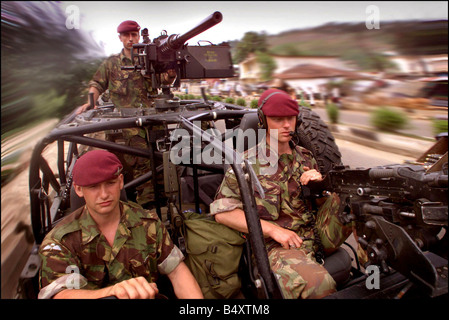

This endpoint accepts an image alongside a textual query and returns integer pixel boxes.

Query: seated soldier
[210,89,353,299]
[38,149,203,299]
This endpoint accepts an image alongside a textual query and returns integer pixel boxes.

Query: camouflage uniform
[88,49,167,206]
[210,141,353,299]
[38,201,184,299]
[88,49,158,109]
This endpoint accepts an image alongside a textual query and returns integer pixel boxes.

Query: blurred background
[1,1,447,298]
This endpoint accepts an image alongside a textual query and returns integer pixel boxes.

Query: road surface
[314,108,443,139]
[336,138,414,168]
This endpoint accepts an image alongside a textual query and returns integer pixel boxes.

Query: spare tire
[294,106,342,174]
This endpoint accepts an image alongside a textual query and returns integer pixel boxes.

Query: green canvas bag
[182,211,246,299]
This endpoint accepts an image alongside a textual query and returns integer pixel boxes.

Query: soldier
[77,20,176,208]
[210,89,353,299]
[38,150,203,299]
[77,20,176,113]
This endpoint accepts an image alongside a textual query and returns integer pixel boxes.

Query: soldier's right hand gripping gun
[315,136,448,297]
[122,11,234,92]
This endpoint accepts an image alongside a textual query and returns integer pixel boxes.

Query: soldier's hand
[166,69,177,78]
[76,103,95,115]
[267,223,303,250]
[300,167,323,185]
[109,277,159,299]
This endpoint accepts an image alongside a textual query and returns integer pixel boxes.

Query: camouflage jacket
[38,201,183,299]
[210,141,319,249]
[89,49,170,109]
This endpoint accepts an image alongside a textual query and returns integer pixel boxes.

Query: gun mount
[121,11,234,95]
[315,156,448,297]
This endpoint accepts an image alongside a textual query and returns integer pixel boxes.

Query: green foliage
[250,99,259,109]
[236,98,247,107]
[32,89,67,120]
[255,51,277,81]
[1,1,106,135]
[326,103,339,124]
[370,107,409,132]
[233,31,268,63]
[211,96,222,102]
[432,119,448,135]
[225,97,235,104]
[300,100,311,109]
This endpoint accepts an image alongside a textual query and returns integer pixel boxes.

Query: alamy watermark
[365,265,380,290]
[365,5,380,30]
[169,123,281,175]
[65,265,81,289]
[65,4,80,30]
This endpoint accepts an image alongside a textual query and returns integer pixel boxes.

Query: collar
[119,49,133,64]
[79,206,101,245]
[79,201,138,245]
[248,138,297,168]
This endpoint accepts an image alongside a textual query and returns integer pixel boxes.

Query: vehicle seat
[323,247,352,287]
[235,112,260,152]
[180,173,224,207]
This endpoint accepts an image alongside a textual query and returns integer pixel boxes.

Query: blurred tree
[255,51,277,81]
[366,53,398,72]
[1,1,105,135]
[233,31,268,63]
[394,20,448,56]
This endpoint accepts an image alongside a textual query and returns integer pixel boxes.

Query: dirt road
[1,119,59,298]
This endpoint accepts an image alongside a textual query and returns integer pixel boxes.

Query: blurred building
[272,63,372,95]
[382,51,448,77]
[239,53,354,84]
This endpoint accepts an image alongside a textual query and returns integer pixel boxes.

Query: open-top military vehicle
[17,12,447,300]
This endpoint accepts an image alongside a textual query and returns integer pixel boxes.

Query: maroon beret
[258,89,299,117]
[117,20,140,33]
[72,150,123,186]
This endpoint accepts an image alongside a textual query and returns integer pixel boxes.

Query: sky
[62,1,448,56]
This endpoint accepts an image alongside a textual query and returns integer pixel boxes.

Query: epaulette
[51,207,84,242]
[295,145,313,156]
[122,200,160,221]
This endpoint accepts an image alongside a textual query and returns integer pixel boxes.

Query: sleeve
[297,146,320,172]
[88,59,109,94]
[209,167,244,215]
[155,220,184,275]
[38,237,88,299]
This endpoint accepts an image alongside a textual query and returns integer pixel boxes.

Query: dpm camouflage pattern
[88,49,157,109]
[89,49,172,206]
[211,141,353,299]
[38,201,183,299]
[119,127,162,206]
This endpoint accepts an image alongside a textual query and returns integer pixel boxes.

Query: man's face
[266,116,296,144]
[74,175,124,217]
[119,31,140,50]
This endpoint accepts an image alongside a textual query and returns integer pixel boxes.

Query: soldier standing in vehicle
[77,20,176,112]
[77,20,176,208]
[38,150,203,299]
[211,89,354,299]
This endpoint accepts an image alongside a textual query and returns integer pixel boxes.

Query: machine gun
[121,11,234,100]
[312,139,448,297]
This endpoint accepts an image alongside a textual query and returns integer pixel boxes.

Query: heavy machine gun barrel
[159,11,223,52]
